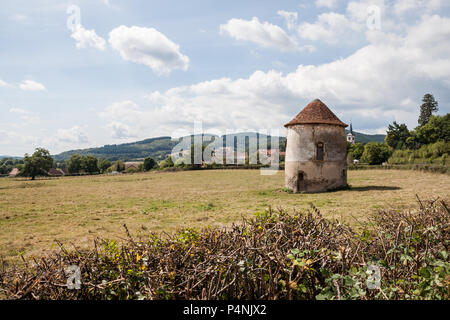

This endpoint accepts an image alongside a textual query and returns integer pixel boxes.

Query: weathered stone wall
[285,124,347,193]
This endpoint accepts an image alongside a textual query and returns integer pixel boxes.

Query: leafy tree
[414,114,450,145]
[159,156,174,168]
[55,161,67,169]
[67,154,83,174]
[418,94,438,126]
[111,160,125,172]
[166,156,174,167]
[143,157,156,171]
[98,159,112,173]
[0,158,24,175]
[349,142,364,160]
[16,163,24,172]
[361,142,391,165]
[385,121,410,149]
[82,155,98,174]
[22,148,53,180]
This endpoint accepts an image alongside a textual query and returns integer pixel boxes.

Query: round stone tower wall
[285,124,347,193]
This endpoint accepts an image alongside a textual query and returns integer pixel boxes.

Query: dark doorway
[297,172,305,192]
[316,142,324,160]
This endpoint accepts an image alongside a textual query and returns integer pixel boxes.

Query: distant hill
[54,130,385,161]
[53,136,179,161]
[346,130,386,144]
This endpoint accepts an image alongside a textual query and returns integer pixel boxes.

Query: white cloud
[19,80,46,91]
[99,14,450,136]
[99,101,141,139]
[315,0,339,8]
[9,108,40,126]
[25,126,90,154]
[346,0,386,23]
[294,0,390,44]
[0,130,37,147]
[56,126,88,144]
[107,121,137,139]
[108,25,189,75]
[99,100,141,122]
[220,17,299,51]
[393,0,449,16]
[277,10,298,32]
[300,45,317,53]
[0,79,9,87]
[71,26,106,51]
[298,12,362,43]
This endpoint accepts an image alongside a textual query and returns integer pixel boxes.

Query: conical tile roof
[284,99,347,128]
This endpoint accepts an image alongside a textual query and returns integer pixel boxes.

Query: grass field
[0,169,449,262]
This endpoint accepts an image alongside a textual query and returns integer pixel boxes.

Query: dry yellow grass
[0,169,449,262]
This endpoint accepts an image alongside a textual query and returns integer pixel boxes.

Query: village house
[124,162,143,170]
[8,168,19,177]
[48,168,64,176]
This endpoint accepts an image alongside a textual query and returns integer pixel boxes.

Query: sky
[0,0,449,156]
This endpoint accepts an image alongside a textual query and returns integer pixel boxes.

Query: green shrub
[1,199,448,300]
[174,159,185,168]
[361,143,391,165]
[441,153,448,166]
[111,160,125,172]
[143,157,156,171]
[388,149,412,164]
[125,167,138,173]
[429,141,450,158]
[159,157,174,169]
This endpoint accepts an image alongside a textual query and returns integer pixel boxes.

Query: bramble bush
[0,198,448,300]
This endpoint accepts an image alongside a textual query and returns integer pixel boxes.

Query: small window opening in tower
[316,142,324,161]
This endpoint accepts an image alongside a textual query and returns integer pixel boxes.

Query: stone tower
[284,99,348,193]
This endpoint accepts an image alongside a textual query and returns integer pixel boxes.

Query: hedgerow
[1,198,448,300]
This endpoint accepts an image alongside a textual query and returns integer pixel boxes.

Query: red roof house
[9,168,19,177]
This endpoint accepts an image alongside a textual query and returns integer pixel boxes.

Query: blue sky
[1,0,449,156]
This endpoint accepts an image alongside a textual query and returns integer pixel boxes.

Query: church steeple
[346,122,355,144]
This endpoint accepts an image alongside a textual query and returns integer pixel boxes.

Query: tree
[111,160,125,172]
[67,154,83,174]
[98,159,112,173]
[361,142,391,165]
[349,142,364,160]
[166,156,174,167]
[55,161,67,169]
[418,94,438,126]
[159,156,174,168]
[385,121,410,149]
[22,148,53,180]
[143,157,156,171]
[82,155,98,174]
[415,114,450,145]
